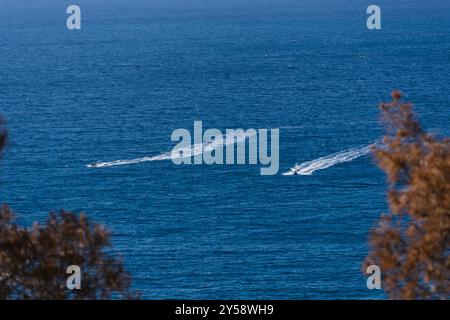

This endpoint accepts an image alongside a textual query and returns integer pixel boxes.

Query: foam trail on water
[86,131,251,168]
[283,145,373,176]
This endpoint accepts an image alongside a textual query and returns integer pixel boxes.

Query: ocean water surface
[1,0,449,299]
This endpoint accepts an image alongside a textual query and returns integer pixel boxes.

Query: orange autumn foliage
[365,91,450,299]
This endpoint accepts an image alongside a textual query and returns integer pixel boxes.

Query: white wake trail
[283,145,373,176]
[86,131,250,168]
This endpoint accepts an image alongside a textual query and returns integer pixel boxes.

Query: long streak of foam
[285,145,373,176]
[86,131,250,168]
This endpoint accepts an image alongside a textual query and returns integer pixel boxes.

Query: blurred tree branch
[0,117,137,300]
[365,91,450,299]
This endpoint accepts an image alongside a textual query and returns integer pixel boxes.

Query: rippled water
[1,0,449,299]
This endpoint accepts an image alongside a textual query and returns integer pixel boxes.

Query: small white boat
[282,166,301,176]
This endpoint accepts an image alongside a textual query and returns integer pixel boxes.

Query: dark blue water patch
[0,0,448,299]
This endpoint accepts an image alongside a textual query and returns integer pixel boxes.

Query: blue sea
[1,0,449,299]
